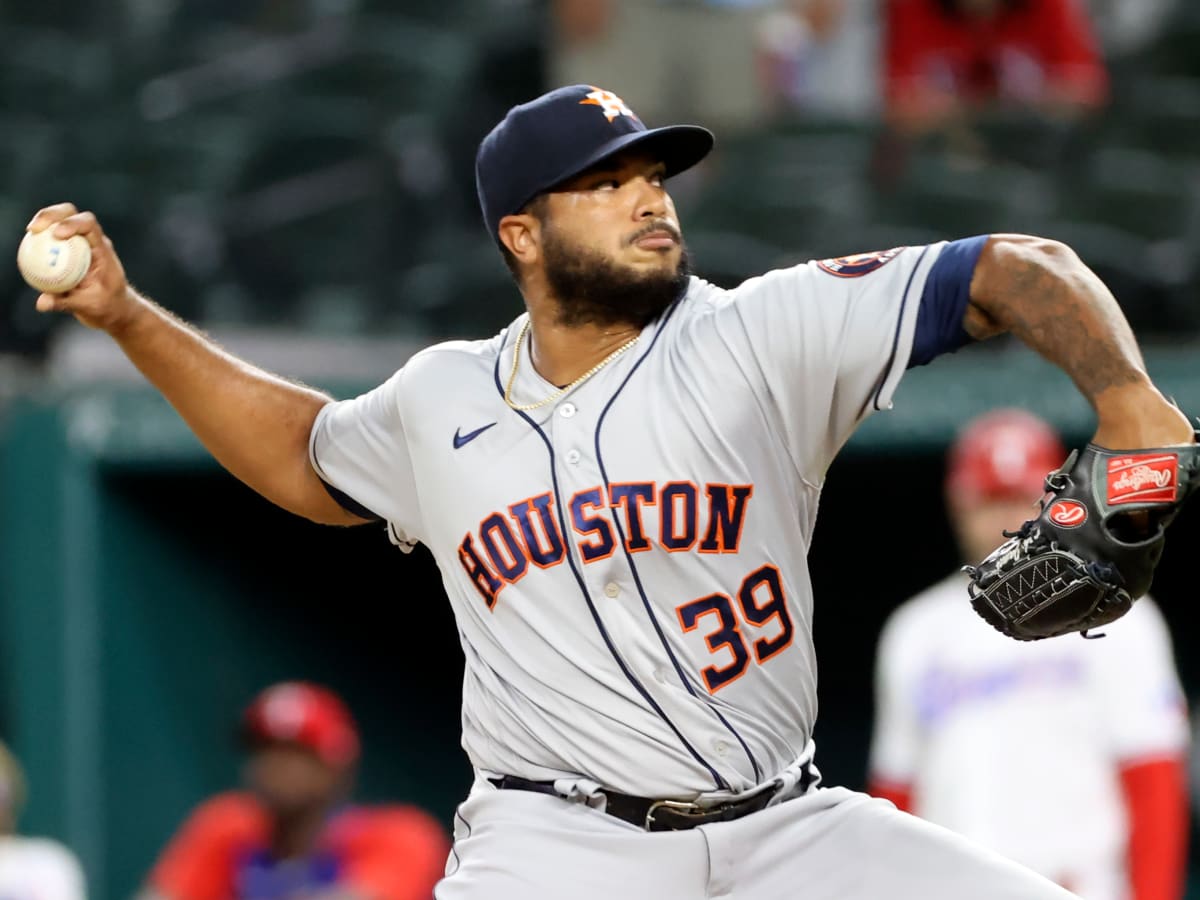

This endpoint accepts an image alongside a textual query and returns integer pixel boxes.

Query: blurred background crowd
[0,0,1198,898]
[0,0,1196,358]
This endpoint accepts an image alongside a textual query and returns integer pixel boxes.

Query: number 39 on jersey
[457,478,795,694]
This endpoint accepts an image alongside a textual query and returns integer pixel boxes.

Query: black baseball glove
[965,432,1200,641]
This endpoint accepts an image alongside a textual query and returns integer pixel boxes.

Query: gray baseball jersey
[310,240,977,799]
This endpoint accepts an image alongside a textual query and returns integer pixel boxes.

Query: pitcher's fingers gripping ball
[18,204,132,332]
[966,431,1200,640]
[16,227,90,294]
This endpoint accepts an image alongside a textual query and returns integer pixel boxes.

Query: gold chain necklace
[503,318,641,412]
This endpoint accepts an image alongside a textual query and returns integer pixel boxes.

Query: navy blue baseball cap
[475,85,714,244]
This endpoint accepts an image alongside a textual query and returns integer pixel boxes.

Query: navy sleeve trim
[907,235,989,368]
[319,478,384,522]
[873,246,930,411]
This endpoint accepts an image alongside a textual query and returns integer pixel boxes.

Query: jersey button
[603,582,620,598]
[566,449,581,465]
[714,740,729,757]
[559,402,577,418]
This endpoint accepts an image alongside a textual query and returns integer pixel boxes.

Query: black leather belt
[489,762,816,832]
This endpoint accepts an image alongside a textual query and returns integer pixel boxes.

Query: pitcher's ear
[499,213,541,261]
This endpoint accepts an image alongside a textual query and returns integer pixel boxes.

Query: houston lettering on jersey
[457,482,753,608]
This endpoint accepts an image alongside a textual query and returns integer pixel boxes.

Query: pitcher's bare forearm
[26,203,362,523]
[111,291,359,523]
[963,234,1193,449]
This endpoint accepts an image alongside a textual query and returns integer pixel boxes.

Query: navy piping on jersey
[872,245,931,411]
[448,806,471,876]
[319,478,384,522]
[492,326,729,792]
[593,301,764,783]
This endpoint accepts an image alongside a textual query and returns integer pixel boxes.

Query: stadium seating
[1,0,1198,355]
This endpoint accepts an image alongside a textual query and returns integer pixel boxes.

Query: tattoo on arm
[966,235,1147,405]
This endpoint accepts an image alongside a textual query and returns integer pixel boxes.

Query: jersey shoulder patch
[817,247,906,278]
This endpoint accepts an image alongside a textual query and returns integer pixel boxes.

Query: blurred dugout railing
[0,0,1198,350]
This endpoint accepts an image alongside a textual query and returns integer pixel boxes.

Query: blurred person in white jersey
[0,739,87,899]
[869,409,1190,900]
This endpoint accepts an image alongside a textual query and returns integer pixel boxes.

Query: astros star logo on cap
[580,87,637,123]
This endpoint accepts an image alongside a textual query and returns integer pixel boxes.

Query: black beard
[541,230,691,330]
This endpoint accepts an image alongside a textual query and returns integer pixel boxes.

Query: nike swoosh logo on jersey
[453,422,497,449]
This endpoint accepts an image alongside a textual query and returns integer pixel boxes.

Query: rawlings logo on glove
[965,432,1200,641]
[1106,454,1177,504]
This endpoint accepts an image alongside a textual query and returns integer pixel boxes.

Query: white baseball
[16,229,91,294]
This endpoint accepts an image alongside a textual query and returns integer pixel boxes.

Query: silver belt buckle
[644,798,701,830]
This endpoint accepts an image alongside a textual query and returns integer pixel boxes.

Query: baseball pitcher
[24,84,1200,898]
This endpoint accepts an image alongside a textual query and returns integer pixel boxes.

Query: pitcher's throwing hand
[24,203,141,333]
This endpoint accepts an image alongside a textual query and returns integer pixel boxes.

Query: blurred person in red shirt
[138,682,449,900]
[884,0,1108,133]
